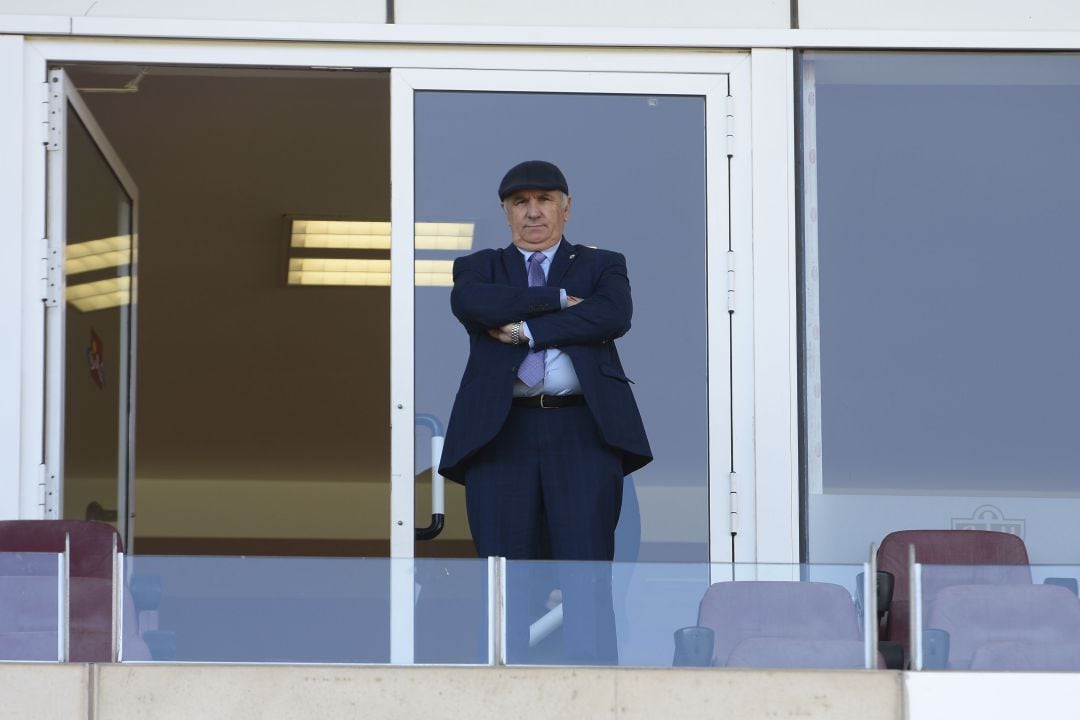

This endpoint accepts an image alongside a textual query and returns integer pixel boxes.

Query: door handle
[415,414,446,541]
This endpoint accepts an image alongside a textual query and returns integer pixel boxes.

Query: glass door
[389,68,734,662]
[44,68,138,548]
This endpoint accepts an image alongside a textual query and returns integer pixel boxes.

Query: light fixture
[291,220,391,250]
[289,219,474,251]
[286,218,469,287]
[287,258,456,287]
[66,276,131,312]
[65,234,132,275]
[288,258,391,286]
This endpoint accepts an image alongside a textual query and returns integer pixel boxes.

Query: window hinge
[37,463,48,509]
[40,81,51,145]
[729,471,739,535]
[46,71,62,153]
[725,94,735,158]
[43,238,61,307]
[727,250,736,313]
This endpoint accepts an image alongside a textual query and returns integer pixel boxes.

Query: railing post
[61,532,70,662]
[489,556,506,666]
[865,543,878,669]
[910,544,922,671]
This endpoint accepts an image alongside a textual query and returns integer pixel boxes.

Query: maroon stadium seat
[0,520,149,662]
[876,529,1031,662]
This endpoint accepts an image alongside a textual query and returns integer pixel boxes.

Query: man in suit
[439,160,652,663]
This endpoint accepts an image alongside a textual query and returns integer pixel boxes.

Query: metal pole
[910,544,922,671]
[62,532,70,662]
[865,543,878,669]
[496,557,507,665]
[111,534,119,662]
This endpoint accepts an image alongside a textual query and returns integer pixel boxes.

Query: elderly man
[439,160,651,663]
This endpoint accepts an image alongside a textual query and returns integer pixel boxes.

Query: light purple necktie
[517,252,546,387]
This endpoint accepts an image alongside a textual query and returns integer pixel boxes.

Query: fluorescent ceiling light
[288,257,391,286]
[290,220,473,251]
[288,258,454,287]
[414,223,473,250]
[292,220,391,250]
[67,276,131,312]
[65,234,132,275]
[415,259,454,287]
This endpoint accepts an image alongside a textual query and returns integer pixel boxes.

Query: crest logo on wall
[952,504,1024,538]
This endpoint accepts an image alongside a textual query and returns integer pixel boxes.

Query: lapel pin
[569,254,576,260]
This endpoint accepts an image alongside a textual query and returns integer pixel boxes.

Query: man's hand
[567,295,583,307]
[488,322,530,345]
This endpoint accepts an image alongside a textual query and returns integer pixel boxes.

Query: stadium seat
[692,580,881,669]
[926,583,1080,670]
[876,529,1031,665]
[0,520,150,661]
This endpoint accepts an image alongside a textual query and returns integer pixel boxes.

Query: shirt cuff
[559,289,567,309]
[522,321,535,349]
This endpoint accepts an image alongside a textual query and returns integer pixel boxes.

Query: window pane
[801,53,1080,562]
[414,91,709,561]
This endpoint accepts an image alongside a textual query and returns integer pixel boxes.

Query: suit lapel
[546,238,577,288]
[501,244,528,287]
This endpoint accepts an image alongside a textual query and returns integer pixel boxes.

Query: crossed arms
[450,250,633,349]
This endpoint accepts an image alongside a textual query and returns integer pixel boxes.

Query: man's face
[503,189,571,252]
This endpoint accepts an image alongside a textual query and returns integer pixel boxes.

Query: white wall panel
[397,0,789,29]
[0,0,384,23]
[749,49,799,564]
[801,0,1080,31]
[0,35,24,519]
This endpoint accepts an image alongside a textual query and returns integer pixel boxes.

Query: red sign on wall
[87,329,106,389]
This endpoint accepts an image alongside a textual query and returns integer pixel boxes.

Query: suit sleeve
[526,251,632,349]
[450,254,563,332]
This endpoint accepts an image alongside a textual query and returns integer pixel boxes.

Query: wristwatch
[510,322,521,345]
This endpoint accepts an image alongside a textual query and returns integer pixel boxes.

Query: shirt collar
[516,239,562,264]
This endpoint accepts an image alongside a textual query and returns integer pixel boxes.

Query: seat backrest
[0,520,122,662]
[927,584,1080,670]
[877,530,1031,652]
[697,581,865,668]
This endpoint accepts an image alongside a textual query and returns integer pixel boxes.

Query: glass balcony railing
[0,552,63,662]
[120,556,491,664]
[117,558,877,669]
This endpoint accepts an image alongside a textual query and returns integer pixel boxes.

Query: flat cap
[498,160,569,201]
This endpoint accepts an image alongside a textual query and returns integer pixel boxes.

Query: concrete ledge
[92,665,901,720]
[0,664,87,720]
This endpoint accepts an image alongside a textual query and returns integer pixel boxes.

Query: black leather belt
[512,394,585,409]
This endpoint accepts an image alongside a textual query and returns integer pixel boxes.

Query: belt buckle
[539,393,553,409]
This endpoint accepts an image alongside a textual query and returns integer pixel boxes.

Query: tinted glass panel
[801,53,1080,562]
[414,91,709,561]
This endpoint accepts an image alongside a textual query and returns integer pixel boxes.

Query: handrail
[415,414,446,541]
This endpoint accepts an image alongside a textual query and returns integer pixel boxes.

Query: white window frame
[11,36,756,556]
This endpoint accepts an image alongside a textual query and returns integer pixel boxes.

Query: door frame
[42,67,140,548]
[13,37,761,563]
[390,66,746,563]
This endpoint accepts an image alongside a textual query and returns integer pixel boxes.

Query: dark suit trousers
[464,404,623,664]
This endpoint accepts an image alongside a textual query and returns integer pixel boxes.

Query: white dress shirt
[515,242,583,397]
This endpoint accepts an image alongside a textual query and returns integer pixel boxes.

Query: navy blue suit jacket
[439,238,652,483]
